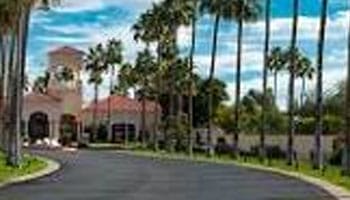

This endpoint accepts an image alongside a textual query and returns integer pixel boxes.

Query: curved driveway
[0,150,335,200]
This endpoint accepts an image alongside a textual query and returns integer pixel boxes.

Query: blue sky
[27,0,349,108]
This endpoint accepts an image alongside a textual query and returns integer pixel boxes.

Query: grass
[117,144,350,191]
[0,151,47,183]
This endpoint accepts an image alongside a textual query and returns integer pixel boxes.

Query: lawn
[0,152,47,183]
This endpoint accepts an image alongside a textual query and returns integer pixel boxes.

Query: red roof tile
[83,95,161,114]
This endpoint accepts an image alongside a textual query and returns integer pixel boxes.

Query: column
[50,120,60,147]
[76,120,81,143]
[23,120,29,147]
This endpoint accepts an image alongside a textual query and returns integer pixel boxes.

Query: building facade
[23,46,160,146]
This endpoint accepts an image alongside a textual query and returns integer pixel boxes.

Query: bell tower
[47,46,85,115]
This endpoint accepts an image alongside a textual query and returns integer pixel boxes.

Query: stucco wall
[219,134,337,160]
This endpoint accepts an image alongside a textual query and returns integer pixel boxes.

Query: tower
[47,46,85,115]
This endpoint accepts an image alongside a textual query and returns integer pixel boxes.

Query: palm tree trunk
[188,2,197,157]
[153,44,162,152]
[141,89,146,147]
[300,78,306,106]
[208,14,220,157]
[233,15,243,157]
[1,35,9,154]
[274,71,278,103]
[343,4,350,176]
[261,0,271,160]
[287,0,299,166]
[0,35,6,151]
[314,0,327,170]
[6,30,18,166]
[107,65,115,142]
[91,84,99,142]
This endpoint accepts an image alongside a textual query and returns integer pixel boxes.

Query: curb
[0,156,60,188]
[119,151,350,200]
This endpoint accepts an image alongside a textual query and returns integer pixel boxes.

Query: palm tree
[33,71,51,93]
[188,0,198,157]
[287,0,300,166]
[296,58,314,106]
[261,0,271,160]
[268,47,287,103]
[133,48,157,146]
[85,44,106,142]
[313,0,328,170]
[55,67,74,84]
[199,0,223,156]
[0,0,57,166]
[344,5,350,176]
[105,39,123,143]
[232,0,261,157]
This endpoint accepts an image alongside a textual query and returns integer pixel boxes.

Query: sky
[27,0,349,109]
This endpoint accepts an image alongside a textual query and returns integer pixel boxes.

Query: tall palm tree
[268,47,287,103]
[313,0,328,170]
[85,44,106,142]
[188,0,198,157]
[105,39,123,143]
[0,0,57,166]
[232,0,261,156]
[261,0,271,160]
[199,0,223,156]
[287,0,300,166]
[296,58,314,106]
[344,5,350,176]
[133,48,157,146]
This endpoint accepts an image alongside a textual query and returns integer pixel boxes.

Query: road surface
[0,150,335,200]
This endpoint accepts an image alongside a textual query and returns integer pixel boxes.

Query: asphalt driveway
[0,150,335,200]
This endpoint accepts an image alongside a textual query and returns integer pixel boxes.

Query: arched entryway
[28,112,50,142]
[111,123,136,143]
[60,114,78,145]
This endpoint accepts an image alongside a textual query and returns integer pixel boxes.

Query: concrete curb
[120,151,350,200]
[0,156,60,188]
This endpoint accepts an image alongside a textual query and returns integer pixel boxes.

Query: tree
[33,71,50,93]
[133,4,166,150]
[55,66,74,84]
[287,0,300,166]
[232,0,261,157]
[268,47,287,102]
[313,0,328,170]
[0,0,57,166]
[104,39,123,142]
[85,44,107,142]
[261,0,271,160]
[199,0,236,156]
[296,59,314,106]
[343,3,350,175]
[187,0,198,157]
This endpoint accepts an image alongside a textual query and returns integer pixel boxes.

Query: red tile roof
[82,95,161,114]
[48,46,85,56]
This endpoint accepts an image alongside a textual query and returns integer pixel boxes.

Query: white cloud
[54,0,160,13]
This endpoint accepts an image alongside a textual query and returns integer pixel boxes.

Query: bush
[329,149,342,166]
[215,137,233,155]
[297,115,343,135]
[249,145,286,159]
